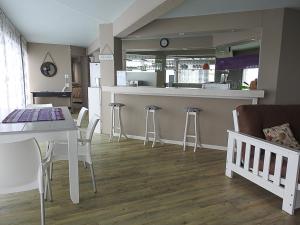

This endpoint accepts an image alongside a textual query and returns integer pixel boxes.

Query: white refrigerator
[88,62,101,133]
[89,62,101,87]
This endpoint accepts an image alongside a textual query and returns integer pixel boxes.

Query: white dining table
[0,107,79,204]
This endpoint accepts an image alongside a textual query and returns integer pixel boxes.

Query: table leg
[70,96,73,113]
[68,130,79,203]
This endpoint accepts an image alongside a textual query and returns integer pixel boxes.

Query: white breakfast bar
[102,86,265,105]
[101,86,265,149]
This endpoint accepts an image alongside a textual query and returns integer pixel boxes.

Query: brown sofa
[236,105,300,141]
[235,104,300,179]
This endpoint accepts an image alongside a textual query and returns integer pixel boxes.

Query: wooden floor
[1,135,300,225]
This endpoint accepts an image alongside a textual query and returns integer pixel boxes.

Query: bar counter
[101,86,265,150]
[102,86,264,104]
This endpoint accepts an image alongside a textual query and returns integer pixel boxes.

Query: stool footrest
[186,135,196,138]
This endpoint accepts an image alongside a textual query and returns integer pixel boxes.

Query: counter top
[102,86,264,104]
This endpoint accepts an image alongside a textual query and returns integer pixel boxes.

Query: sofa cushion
[263,123,300,149]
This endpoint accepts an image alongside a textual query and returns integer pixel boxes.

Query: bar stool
[183,107,201,152]
[144,105,162,148]
[109,102,127,142]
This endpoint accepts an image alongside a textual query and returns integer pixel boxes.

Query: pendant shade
[202,63,210,70]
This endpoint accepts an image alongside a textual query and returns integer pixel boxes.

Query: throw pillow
[263,123,300,149]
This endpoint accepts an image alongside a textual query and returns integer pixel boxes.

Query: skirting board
[112,134,227,151]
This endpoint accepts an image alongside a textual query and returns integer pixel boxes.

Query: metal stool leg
[118,107,127,141]
[196,112,201,150]
[117,107,122,142]
[183,112,189,151]
[152,110,156,148]
[144,110,149,145]
[194,113,198,152]
[109,107,114,142]
[156,111,163,145]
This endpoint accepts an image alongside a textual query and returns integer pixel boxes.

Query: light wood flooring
[1,134,300,225]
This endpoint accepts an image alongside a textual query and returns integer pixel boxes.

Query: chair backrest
[0,138,43,194]
[26,104,53,108]
[85,114,100,141]
[76,107,88,127]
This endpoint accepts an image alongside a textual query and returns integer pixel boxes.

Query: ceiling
[1,0,300,48]
[162,0,300,18]
[0,0,135,47]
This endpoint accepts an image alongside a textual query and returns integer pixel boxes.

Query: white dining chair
[74,107,88,128]
[0,138,46,225]
[75,107,89,148]
[27,103,54,163]
[26,103,53,108]
[48,115,100,194]
[47,107,89,177]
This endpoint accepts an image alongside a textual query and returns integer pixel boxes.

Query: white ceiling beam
[127,10,264,39]
[113,0,185,38]
[87,38,100,55]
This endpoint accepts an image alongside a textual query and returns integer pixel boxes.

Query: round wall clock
[160,38,169,48]
[40,62,57,77]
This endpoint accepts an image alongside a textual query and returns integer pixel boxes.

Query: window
[177,57,215,83]
[242,68,259,85]
[125,55,159,72]
[0,9,29,112]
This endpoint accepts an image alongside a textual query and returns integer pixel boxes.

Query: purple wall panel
[216,54,259,70]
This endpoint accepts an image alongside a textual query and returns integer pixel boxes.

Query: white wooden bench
[225,110,300,215]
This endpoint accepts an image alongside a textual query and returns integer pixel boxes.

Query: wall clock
[40,51,57,77]
[160,38,169,48]
[40,62,57,77]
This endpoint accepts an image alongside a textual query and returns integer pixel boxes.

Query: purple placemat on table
[2,108,65,123]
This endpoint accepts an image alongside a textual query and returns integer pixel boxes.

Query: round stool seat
[186,107,201,113]
[109,102,125,107]
[144,105,161,111]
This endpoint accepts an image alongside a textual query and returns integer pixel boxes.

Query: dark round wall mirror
[40,62,57,77]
